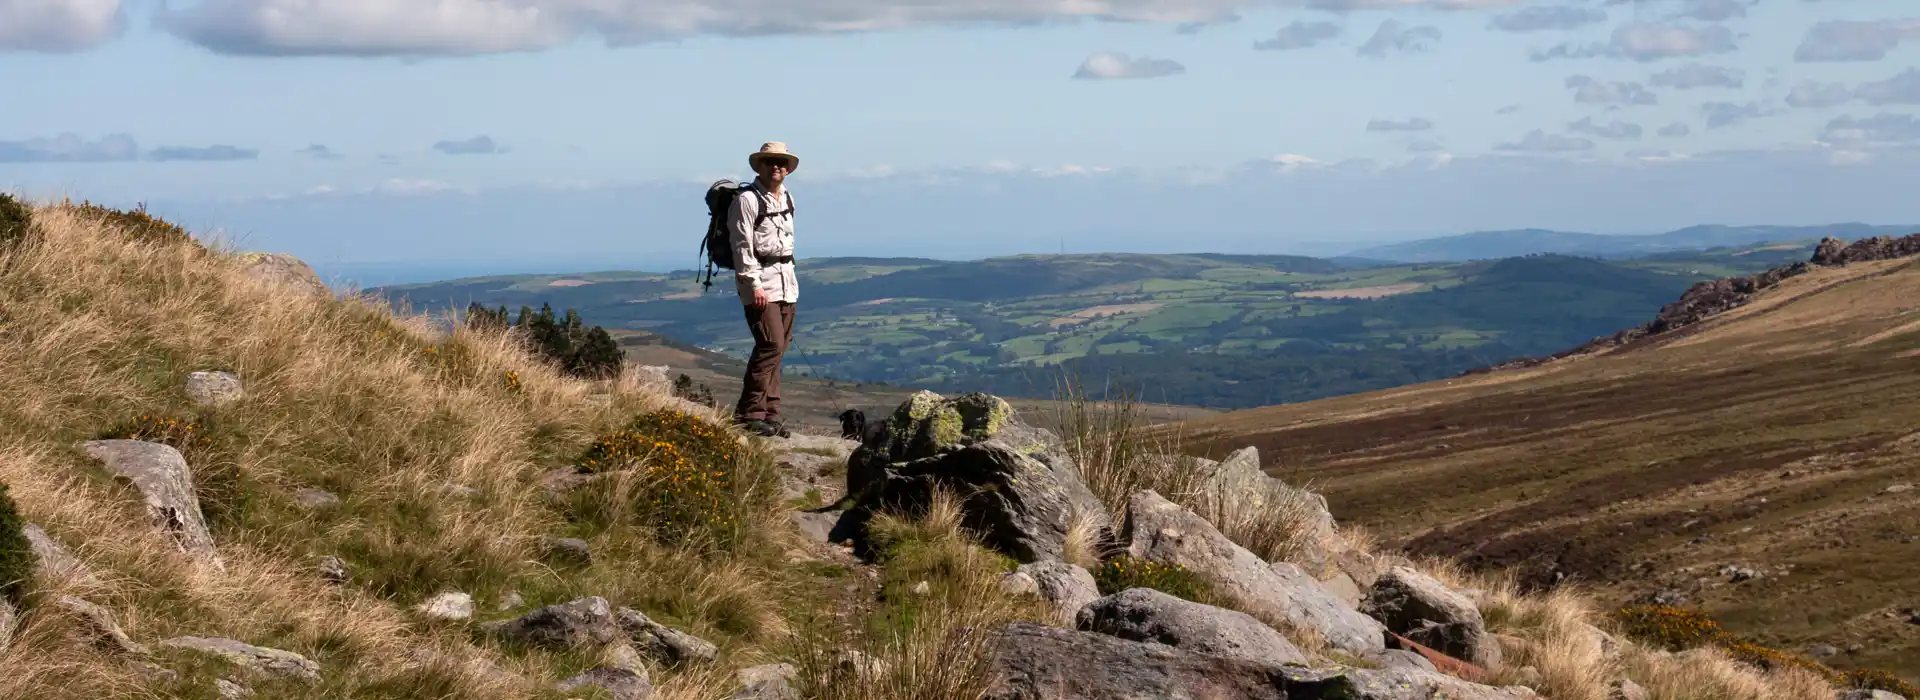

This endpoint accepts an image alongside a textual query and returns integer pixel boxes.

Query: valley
[377,238,1820,410]
[1174,242,1920,680]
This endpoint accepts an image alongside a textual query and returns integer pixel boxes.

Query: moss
[950,392,1014,441]
[925,405,965,452]
[0,481,35,604]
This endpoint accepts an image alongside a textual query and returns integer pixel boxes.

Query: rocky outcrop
[983,623,1537,700]
[1121,490,1388,656]
[78,440,221,568]
[1362,566,1502,669]
[235,252,332,298]
[838,392,1110,564]
[982,622,1302,700]
[1075,587,1308,667]
[57,595,146,655]
[415,592,474,621]
[23,523,93,584]
[1000,561,1100,624]
[159,636,322,681]
[1468,232,1920,374]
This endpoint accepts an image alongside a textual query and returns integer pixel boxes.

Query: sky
[3,0,1919,284]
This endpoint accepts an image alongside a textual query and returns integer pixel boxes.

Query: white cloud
[1532,23,1737,62]
[1565,75,1658,105]
[1367,117,1435,132]
[1649,63,1743,89]
[1786,80,1854,108]
[0,132,138,162]
[1794,18,1920,63]
[1357,19,1442,57]
[1254,20,1340,50]
[0,0,123,52]
[1494,129,1595,152]
[1072,52,1185,79]
[1486,5,1606,33]
[1568,116,1643,139]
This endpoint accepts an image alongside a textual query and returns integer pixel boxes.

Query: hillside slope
[1175,235,1920,681]
[1350,223,1914,262]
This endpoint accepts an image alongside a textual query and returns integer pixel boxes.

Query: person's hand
[751,288,769,308]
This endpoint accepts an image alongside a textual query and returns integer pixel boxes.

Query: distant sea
[309,257,681,290]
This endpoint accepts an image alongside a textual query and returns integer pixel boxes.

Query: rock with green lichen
[837,391,1110,564]
[847,391,1064,499]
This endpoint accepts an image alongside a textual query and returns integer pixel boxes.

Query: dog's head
[837,408,867,441]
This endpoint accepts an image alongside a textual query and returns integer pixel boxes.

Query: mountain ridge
[1347,223,1916,263]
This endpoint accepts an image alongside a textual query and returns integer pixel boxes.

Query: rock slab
[1362,566,1502,669]
[159,636,321,681]
[557,666,653,700]
[185,371,244,407]
[80,440,221,567]
[1122,490,1387,656]
[1076,587,1308,667]
[486,596,622,649]
[616,607,718,666]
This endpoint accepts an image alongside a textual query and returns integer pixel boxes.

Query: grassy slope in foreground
[1177,240,1920,682]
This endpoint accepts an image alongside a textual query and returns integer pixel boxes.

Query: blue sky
[3,0,1918,283]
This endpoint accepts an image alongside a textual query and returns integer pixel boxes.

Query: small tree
[567,326,624,380]
[0,482,36,604]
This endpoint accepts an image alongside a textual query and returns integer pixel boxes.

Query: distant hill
[1348,223,1917,263]
[378,243,1814,410]
[1169,236,1920,680]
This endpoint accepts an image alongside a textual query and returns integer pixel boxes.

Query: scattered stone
[1009,561,1100,624]
[540,536,593,565]
[1720,566,1760,583]
[730,663,799,700]
[57,595,147,655]
[616,607,718,666]
[910,581,931,596]
[790,510,846,545]
[316,555,348,584]
[438,483,481,500]
[1075,587,1308,667]
[22,523,91,583]
[1121,490,1388,656]
[1808,644,1839,658]
[999,571,1039,597]
[294,489,339,509]
[78,440,222,568]
[556,666,653,700]
[159,636,322,681]
[485,596,622,650]
[185,371,244,407]
[215,679,253,699]
[1361,566,1503,669]
[1885,483,1913,495]
[836,650,888,680]
[416,592,474,621]
[1837,691,1905,700]
[0,600,15,656]
[236,252,332,298]
[496,592,525,611]
[605,644,645,672]
[1610,679,1650,700]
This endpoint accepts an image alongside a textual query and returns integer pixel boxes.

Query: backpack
[699,179,795,291]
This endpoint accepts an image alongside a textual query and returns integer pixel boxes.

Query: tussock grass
[0,201,813,697]
[790,487,1048,700]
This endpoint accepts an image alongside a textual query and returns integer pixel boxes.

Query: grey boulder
[1075,587,1307,667]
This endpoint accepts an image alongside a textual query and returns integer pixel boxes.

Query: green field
[378,243,1820,409]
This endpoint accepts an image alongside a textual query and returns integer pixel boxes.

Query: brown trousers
[736,301,795,422]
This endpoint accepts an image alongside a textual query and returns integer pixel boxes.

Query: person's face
[757,158,793,183]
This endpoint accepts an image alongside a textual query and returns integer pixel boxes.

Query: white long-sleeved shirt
[727,184,798,305]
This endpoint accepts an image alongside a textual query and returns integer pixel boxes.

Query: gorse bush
[574,409,744,542]
[0,482,34,604]
[1093,556,1213,603]
[96,413,205,456]
[465,302,625,380]
[1611,605,1727,651]
[1611,605,1918,694]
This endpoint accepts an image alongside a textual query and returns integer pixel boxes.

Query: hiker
[727,141,800,437]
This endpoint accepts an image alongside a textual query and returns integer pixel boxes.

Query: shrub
[1610,605,1728,651]
[1093,556,1213,603]
[464,302,624,380]
[1721,640,1832,678]
[573,410,744,541]
[96,413,205,455]
[1842,669,1920,697]
[0,192,32,251]
[54,199,197,248]
[0,482,34,604]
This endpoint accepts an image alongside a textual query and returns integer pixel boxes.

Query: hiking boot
[737,418,781,437]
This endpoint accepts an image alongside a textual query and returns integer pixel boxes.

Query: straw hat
[748,141,799,172]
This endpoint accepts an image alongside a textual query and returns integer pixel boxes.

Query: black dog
[837,408,867,442]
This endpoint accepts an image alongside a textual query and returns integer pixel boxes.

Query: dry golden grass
[0,201,813,697]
